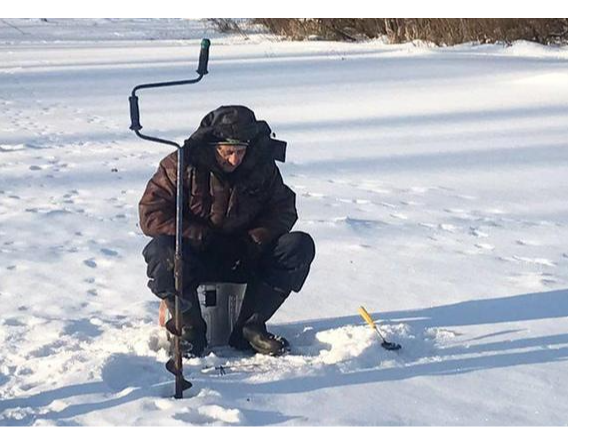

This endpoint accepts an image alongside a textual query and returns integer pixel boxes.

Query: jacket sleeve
[138,153,210,243]
[248,165,298,246]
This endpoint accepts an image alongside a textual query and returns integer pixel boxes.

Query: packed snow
[0,19,567,426]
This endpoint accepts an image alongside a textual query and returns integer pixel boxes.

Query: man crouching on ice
[139,105,315,357]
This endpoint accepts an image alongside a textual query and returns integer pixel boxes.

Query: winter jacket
[138,106,297,247]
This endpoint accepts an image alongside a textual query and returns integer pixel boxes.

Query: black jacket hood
[184,106,287,174]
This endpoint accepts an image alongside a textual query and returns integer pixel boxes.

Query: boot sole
[248,336,290,357]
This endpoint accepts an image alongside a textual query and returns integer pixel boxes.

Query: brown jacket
[139,148,298,247]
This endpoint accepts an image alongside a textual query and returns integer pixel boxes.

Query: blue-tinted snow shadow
[0,351,297,426]
[284,288,567,333]
[278,104,568,134]
[0,373,8,389]
[292,142,567,175]
[0,290,567,426]
[233,289,568,396]
[0,355,169,426]
[235,346,567,399]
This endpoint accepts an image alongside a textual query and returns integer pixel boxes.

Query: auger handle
[129,95,142,131]
[197,38,210,76]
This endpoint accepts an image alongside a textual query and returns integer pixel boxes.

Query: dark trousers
[142,231,315,327]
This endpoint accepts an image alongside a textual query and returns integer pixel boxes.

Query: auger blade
[165,318,181,337]
[166,359,192,397]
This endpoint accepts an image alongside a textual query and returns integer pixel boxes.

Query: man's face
[215,145,248,173]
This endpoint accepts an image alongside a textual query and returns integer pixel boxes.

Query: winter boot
[162,298,208,358]
[241,283,291,356]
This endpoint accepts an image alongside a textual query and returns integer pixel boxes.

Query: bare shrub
[252,18,568,45]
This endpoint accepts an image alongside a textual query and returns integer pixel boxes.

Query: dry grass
[252,18,568,45]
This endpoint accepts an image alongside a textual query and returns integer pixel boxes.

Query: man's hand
[244,234,265,266]
[248,227,272,246]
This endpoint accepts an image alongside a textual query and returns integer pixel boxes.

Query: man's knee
[142,236,174,299]
[142,235,202,299]
[274,231,316,267]
[143,235,175,265]
[143,235,203,268]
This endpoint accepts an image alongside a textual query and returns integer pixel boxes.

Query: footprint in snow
[439,223,459,233]
[470,227,489,238]
[516,239,542,247]
[84,258,97,268]
[100,248,119,257]
[475,243,495,251]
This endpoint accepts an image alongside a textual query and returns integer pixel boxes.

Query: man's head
[186,105,286,170]
[214,143,248,173]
